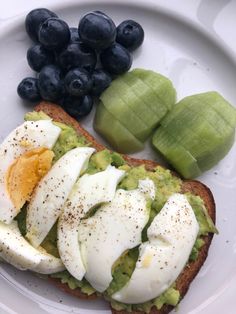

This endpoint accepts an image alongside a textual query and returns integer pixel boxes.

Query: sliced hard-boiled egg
[6,147,54,211]
[0,221,64,274]
[26,147,95,248]
[0,120,61,224]
[57,165,126,281]
[112,193,199,304]
[78,179,155,292]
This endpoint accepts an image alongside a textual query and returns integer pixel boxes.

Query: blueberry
[70,27,81,43]
[58,43,97,72]
[91,69,112,96]
[25,8,58,42]
[100,43,132,75]
[17,77,41,102]
[78,11,116,50]
[116,20,144,51]
[38,65,64,101]
[38,18,70,50]
[64,68,92,96]
[27,44,55,72]
[62,95,93,119]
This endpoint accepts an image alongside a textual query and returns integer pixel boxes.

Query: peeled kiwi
[153,92,236,178]
[94,102,144,153]
[99,68,176,145]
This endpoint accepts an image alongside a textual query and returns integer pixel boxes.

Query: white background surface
[0,1,236,313]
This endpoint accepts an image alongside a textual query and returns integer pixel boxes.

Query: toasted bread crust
[35,102,216,314]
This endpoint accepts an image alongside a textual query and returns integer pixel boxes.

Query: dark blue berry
[70,27,81,43]
[78,11,116,50]
[17,77,41,102]
[100,43,132,75]
[27,44,55,72]
[25,8,58,42]
[62,95,93,119]
[38,18,70,50]
[64,68,92,96]
[91,69,112,96]
[58,43,97,72]
[116,20,144,51]
[38,65,63,101]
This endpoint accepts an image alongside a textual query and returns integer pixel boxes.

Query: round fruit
[25,8,58,42]
[70,27,81,43]
[17,77,41,102]
[38,18,70,50]
[91,69,112,96]
[78,11,116,50]
[100,43,132,75]
[62,95,93,119]
[27,44,55,72]
[38,65,63,101]
[116,20,144,51]
[64,68,92,96]
[58,43,97,72]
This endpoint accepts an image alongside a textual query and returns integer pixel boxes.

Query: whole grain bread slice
[35,102,216,314]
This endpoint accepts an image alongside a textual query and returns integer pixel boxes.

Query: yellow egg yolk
[6,147,54,210]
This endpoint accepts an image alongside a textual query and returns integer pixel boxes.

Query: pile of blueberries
[17,8,144,119]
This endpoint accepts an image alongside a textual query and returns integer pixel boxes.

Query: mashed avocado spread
[16,111,217,313]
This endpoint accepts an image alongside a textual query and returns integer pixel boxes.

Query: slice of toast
[35,102,216,314]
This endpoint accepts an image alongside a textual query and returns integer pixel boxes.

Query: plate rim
[0,1,236,313]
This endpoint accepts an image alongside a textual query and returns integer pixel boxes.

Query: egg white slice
[0,120,61,224]
[26,147,95,248]
[78,179,155,293]
[0,221,64,274]
[57,165,125,281]
[112,193,199,304]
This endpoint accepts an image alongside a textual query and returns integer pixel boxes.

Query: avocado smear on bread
[16,111,217,313]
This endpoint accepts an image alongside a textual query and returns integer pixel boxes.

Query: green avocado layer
[109,286,180,312]
[18,111,218,313]
[51,270,96,295]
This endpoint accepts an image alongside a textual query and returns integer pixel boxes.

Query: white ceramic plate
[0,1,236,313]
